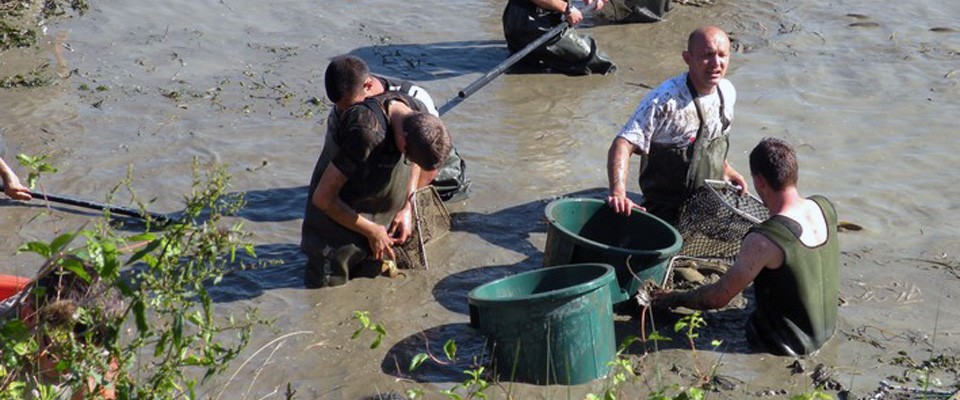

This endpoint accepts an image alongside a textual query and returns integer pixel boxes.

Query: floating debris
[838,220,864,232]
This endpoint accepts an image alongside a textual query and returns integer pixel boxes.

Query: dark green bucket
[467,263,616,385]
[544,198,682,304]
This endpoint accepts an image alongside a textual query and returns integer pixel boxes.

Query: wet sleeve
[616,96,657,154]
[332,107,382,181]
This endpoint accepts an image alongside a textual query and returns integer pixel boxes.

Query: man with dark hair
[302,70,452,288]
[321,55,467,200]
[606,26,747,224]
[502,0,616,75]
[652,138,840,356]
[402,113,452,171]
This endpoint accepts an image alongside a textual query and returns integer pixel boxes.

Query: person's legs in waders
[304,244,383,288]
[501,1,554,73]
[302,213,385,288]
[540,27,617,75]
[501,1,615,75]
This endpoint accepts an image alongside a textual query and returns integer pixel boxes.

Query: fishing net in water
[675,180,769,262]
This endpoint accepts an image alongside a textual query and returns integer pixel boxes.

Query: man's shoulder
[644,74,689,103]
[718,79,736,100]
[339,102,387,140]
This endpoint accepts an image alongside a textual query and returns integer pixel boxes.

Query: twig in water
[216,330,314,400]
[243,336,285,399]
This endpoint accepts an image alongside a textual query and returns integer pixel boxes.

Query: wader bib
[639,78,729,224]
[746,196,840,356]
[302,96,411,288]
[502,0,616,75]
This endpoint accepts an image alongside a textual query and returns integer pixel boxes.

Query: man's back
[748,195,840,356]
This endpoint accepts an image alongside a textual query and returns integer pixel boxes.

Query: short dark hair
[324,55,369,103]
[749,137,798,191]
[403,113,451,171]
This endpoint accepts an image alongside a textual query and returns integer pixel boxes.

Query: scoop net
[675,179,769,263]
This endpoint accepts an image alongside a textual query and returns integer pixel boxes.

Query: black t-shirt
[301,91,424,251]
[332,91,427,206]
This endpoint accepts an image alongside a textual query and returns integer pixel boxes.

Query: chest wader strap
[684,77,729,197]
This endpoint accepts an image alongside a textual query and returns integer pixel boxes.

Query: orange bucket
[0,275,30,301]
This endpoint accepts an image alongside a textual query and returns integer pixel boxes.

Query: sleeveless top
[747,195,840,356]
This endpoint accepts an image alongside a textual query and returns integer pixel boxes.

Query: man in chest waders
[320,55,469,201]
[502,0,617,75]
[606,26,748,224]
[652,138,840,356]
[301,56,452,288]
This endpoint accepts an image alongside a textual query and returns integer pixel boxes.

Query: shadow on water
[449,187,612,258]
[348,40,508,82]
[433,260,541,315]
[230,185,307,223]
[205,243,306,303]
[117,242,305,304]
[381,323,489,383]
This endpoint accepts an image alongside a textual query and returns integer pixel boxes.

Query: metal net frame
[675,179,769,263]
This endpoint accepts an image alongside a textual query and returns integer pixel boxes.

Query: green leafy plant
[440,366,491,400]
[790,388,834,400]
[15,153,58,190]
[1,159,264,399]
[351,311,387,349]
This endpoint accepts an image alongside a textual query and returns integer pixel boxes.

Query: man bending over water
[653,138,840,356]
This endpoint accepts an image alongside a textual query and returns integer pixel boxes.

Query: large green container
[467,263,616,385]
[544,198,682,304]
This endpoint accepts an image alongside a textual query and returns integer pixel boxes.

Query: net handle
[703,179,765,224]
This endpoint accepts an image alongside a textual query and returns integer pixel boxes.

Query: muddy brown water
[1,0,959,398]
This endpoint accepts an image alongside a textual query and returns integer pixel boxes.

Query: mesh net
[675,180,769,262]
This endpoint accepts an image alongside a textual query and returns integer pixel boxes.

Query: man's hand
[565,5,584,25]
[2,178,31,201]
[367,224,397,262]
[649,287,681,310]
[606,192,643,216]
[388,204,414,244]
[585,0,605,11]
[724,161,749,195]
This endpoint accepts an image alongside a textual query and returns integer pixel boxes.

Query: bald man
[606,26,747,224]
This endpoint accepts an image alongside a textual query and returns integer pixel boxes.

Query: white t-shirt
[617,73,736,154]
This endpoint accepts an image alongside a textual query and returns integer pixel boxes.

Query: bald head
[683,25,731,95]
[687,25,729,52]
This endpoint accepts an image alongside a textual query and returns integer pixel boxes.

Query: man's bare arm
[606,137,643,215]
[313,164,395,261]
[654,232,782,310]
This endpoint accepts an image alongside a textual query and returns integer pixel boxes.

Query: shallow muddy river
[1,0,959,398]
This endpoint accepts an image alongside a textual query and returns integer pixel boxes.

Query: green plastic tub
[544,198,682,304]
[467,263,617,385]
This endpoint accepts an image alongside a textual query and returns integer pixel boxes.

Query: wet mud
[2,0,959,398]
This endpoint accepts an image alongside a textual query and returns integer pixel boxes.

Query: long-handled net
[675,179,769,263]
